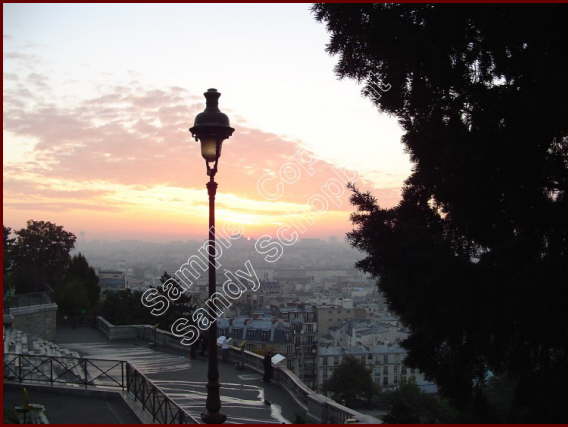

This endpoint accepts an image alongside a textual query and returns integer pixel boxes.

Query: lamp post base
[201,411,227,424]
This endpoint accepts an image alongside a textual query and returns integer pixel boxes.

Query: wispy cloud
[3,48,401,238]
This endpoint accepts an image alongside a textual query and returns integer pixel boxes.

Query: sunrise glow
[3,4,411,241]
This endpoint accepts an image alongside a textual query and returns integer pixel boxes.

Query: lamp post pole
[190,88,234,424]
[203,176,225,424]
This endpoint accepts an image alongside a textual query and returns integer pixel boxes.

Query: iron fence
[4,353,126,388]
[125,363,197,423]
[4,353,197,424]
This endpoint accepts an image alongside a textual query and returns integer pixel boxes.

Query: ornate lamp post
[190,88,234,424]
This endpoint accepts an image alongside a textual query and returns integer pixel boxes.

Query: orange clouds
[3,70,402,240]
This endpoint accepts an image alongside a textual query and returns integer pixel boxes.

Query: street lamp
[190,88,234,424]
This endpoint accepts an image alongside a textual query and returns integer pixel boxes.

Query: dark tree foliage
[3,226,16,308]
[324,355,378,408]
[99,289,154,326]
[3,226,16,292]
[314,4,568,422]
[56,278,91,317]
[56,253,100,314]
[156,271,198,329]
[382,382,459,424]
[99,271,197,331]
[3,226,15,273]
[11,220,77,293]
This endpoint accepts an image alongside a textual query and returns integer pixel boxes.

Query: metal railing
[94,316,380,424]
[125,363,197,423]
[4,353,126,388]
[227,346,373,423]
[4,353,197,424]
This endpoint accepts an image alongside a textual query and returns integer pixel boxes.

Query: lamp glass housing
[200,137,220,162]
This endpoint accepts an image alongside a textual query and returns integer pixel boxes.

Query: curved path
[56,326,304,424]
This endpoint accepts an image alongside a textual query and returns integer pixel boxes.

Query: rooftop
[319,344,406,356]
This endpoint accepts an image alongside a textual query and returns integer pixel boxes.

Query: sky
[3,3,412,242]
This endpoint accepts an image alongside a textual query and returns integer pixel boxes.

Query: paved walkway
[55,326,305,424]
[4,383,140,424]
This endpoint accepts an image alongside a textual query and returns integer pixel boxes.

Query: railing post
[132,366,135,396]
[152,387,156,422]
[121,361,125,390]
[128,365,135,400]
[18,355,22,383]
[83,358,88,388]
[50,358,53,386]
[126,364,130,393]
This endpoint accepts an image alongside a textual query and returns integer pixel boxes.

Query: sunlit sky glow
[3,3,412,241]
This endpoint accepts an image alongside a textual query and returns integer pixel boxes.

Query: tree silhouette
[382,382,459,424]
[11,220,76,294]
[3,226,16,295]
[324,355,378,408]
[314,4,568,422]
[56,278,91,317]
[3,226,15,272]
[56,253,100,314]
[99,271,197,330]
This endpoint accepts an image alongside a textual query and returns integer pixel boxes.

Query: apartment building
[317,344,435,392]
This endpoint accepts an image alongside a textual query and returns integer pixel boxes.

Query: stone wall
[10,303,58,341]
[96,317,189,351]
[95,316,381,424]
